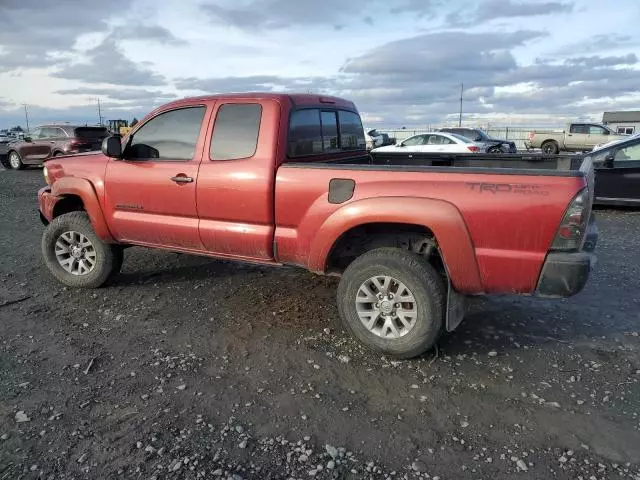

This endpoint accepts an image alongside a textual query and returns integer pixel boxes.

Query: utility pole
[23,104,30,132]
[97,98,103,125]
[458,83,463,127]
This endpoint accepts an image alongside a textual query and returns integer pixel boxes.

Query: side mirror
[603,130,610,135]
[102,135,122,158]
[474,136,482,142]
[23,136,32,143]
[603,153,614,167]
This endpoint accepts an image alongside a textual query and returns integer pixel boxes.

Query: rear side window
[126,106,206,161]
[338,111,366,150]
[288,110,323,156]
[321,111,339,152]
[210,103,262,160]
[74,127,108,139]
[288,108,365,157]
[570,124,588,134]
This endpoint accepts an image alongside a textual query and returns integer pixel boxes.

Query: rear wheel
[541,140,559,154]
[8,151,24,170]
[337,248,445,359]
[42,212,123,288]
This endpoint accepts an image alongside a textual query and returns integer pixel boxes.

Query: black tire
[488,146,503,154]
[8,150,24,170]
[53,151,64,157]
[337,248,445,359]
[42,212,123,288]
[541,140,559,154]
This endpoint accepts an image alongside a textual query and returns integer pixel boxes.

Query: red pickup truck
[38,93,597,358]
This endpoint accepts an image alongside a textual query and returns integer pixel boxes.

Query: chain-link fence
[373,126,562,150]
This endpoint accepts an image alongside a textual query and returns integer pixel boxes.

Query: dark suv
[438,127,517,153]
[4,124,109,170]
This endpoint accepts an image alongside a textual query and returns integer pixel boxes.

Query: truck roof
[158,92,357,111]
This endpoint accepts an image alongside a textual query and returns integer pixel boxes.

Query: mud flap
[445,279,466,332]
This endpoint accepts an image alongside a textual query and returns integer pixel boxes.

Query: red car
[38,93,597,358]
[7,124,109,169]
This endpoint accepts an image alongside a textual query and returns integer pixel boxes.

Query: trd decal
[116,203,144,210]
[467,183,550,196]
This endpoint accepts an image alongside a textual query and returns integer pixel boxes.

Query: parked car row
[1,124,109,169]
[370,127,516,155]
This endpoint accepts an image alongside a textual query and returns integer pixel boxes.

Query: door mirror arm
[603,153,615,168]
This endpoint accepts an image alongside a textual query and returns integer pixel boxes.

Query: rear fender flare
[308,197,483,294]
[51,177,114,242]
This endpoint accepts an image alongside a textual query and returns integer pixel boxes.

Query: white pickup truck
[526,123,626,154]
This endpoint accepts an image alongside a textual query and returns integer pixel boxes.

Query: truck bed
[334,151,584,174]
[275,151,594,295]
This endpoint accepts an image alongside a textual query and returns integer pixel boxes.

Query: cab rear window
[74,127,109,139]
[288,109,365,157]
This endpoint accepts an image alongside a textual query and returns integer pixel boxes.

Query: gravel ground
[1,168,639,480]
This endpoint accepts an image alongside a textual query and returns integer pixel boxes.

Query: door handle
[50,141,56,144]
[170,175,193,184]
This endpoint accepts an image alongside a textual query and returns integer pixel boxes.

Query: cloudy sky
[1,0,639,129]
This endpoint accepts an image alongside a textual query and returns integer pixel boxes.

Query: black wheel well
[52,195,85,218]
[326,222,445,276]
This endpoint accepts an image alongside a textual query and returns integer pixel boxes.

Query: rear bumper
[535,218,598,298]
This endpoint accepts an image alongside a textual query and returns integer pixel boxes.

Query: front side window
[125,107,206,161]
[29,128,43,139]
[589,125,607,135]
[614,142,640,162]
[210,103,262,160]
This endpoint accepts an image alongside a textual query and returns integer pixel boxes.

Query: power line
[23,104,30,132]
[97,98,103,125]
[458,83,464,127]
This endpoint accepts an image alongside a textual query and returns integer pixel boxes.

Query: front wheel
[8,151,24,170]
[42,212,123,288]
[337,248,445,359]
[488,146,503,154]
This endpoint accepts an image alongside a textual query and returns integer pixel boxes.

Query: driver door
[586,125,611,150]
[20,128,50,161]
[103,104,211,250]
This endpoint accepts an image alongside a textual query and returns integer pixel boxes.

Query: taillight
[551,188,590,251]
[528,132,535,140]
[467,146,480,152]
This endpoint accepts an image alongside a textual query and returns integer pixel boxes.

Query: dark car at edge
[3,124,109,170]
[584,133,640,206]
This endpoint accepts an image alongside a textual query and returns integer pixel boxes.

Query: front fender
[50,177,114,242]
[308,196,483,294]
